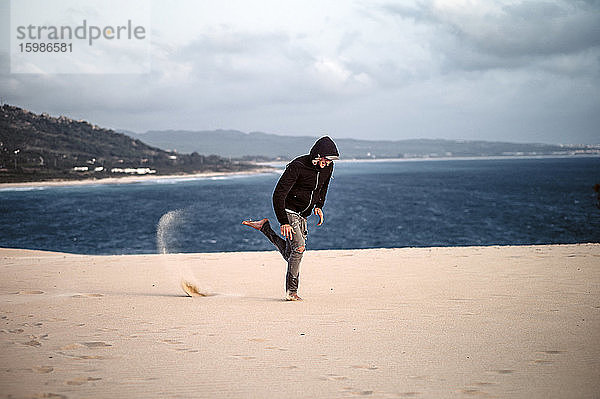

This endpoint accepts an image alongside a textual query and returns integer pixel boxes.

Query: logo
[16,19,146,46]
[10,0,151,74]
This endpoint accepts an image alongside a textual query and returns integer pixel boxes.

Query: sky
[1,0,599,144]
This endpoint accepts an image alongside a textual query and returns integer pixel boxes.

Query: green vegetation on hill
[0,105,259,183]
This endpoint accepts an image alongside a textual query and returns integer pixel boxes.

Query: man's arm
[314,170,332,210]
[313,171,332,226]
[272,163,298,226]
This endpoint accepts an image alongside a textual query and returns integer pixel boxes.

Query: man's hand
[280,224,294,240]
[314,207,324,226]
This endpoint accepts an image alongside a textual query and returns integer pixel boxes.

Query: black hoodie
[272,136,339,225]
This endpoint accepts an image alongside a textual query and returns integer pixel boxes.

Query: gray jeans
[260,212,307,293]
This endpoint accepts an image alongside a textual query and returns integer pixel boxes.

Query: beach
[0,168,277,189]
[1,244,598,398]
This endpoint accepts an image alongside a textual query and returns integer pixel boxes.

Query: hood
[309,136,339,160]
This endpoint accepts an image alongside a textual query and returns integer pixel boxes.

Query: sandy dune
[1,244,599,398]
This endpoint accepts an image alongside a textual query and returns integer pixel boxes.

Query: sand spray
[156,209,210,297]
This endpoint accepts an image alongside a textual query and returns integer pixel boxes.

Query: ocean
[1,157,599,255]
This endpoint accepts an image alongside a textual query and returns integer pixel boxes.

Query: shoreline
[1,241,598,257]
[1,154,598,188]
[259,153,600,167]
[0,167,278,189]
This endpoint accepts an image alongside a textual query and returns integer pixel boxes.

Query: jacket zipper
[301,171,319,213]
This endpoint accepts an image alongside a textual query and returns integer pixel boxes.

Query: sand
[0,168,277,189]
[1,244,599,398]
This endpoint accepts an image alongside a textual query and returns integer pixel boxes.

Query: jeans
[260,212,307,293]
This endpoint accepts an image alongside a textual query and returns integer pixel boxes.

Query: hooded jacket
[272,136,339,225]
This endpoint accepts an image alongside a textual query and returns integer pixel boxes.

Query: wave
[0,186,48,192]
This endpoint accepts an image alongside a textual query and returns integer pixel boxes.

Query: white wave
[0,186,48,192]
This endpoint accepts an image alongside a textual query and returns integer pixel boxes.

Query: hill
[0,105,259,183]
[128,129,600,160]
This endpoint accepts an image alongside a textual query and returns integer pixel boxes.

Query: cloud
[149,24,376,109]
[1,0,598,143]
[382,0,600,74]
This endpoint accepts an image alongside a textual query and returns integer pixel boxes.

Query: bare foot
[242,218,268,231]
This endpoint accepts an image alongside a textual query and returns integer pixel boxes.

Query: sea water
[1,157,598,254]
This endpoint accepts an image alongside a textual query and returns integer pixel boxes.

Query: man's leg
[243,215,308,299]
[285,213,307,296]
[242,218,289,259]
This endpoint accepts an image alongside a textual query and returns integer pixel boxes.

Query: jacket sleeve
[272,163,298,225]
[314,170,332,210]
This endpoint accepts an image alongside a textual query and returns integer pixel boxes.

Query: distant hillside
[128,129,600,160]
[128,130,317,160]
[0,105,259,183]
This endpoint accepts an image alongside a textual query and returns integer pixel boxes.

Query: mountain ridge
[127,129,600,160]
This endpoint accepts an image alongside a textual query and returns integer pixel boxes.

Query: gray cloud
[1,1,598,144]
[383,1,600,73]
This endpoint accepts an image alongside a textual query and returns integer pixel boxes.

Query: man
[242,136,339,301]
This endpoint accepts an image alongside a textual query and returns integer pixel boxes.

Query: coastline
[0,167,278,189]
[1,244,598,398]
[258,153,600,167]
[2,155,598,188]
